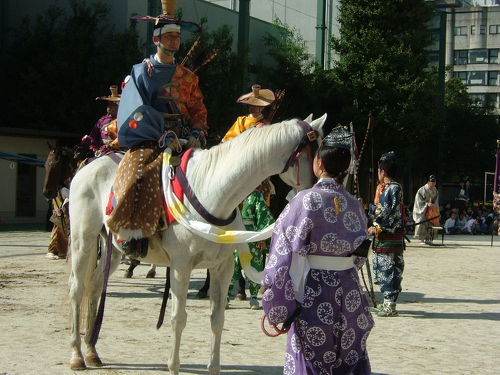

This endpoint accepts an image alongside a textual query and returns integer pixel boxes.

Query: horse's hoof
[146,270,156,278]
[70,358,87,370]
[85,353,103,367]
[124,270,133,278]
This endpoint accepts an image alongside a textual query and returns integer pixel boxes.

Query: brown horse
[43,144,77,200]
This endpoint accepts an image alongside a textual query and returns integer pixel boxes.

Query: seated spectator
[456,212,467,233]
[464,216,480,235]
[444,212,460,234]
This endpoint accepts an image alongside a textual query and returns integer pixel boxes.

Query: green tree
[180,21,243,141]
[443,77,499,182]
[2,0,142,134]
[251,19,318,121]
[331,0,434,120]
[330,0,444,195]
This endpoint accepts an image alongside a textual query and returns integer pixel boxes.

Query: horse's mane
[189,119,303,189]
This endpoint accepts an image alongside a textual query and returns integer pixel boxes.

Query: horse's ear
[310,113,327,137]
[303,113,313,123]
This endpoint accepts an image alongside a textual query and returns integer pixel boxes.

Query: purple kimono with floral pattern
[262,178,373,375]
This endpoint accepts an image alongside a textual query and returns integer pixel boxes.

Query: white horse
[68,115,327,374]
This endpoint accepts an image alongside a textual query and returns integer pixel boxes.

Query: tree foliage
[2,0,143,134]
[180,20,243,141]
[331,0,434,120]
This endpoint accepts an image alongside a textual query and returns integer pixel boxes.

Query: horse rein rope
[280,120,319,186]
[260,315,290,337]
[174,153,237,226]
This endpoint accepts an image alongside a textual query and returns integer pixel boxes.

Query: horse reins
[280,120,318,186]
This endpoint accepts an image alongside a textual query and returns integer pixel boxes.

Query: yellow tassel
[334,197,339,215]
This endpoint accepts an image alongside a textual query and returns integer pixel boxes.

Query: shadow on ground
[100,362,388,374]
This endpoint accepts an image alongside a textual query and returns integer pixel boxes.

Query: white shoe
[46,253,58,260]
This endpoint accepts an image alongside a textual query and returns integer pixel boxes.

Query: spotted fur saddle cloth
[107,143,164,240]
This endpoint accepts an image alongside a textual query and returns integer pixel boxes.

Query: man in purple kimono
[261,126,373,375]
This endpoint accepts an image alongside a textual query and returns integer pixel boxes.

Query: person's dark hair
[378,154,398,179]
[317,145,351,184]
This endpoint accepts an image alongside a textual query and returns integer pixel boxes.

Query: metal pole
[484,171,488,205]
[437,10,447,178]
[238,0,250,91]
[315,0,326,68]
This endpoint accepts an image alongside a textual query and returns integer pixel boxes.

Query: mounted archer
[107,0,207,255]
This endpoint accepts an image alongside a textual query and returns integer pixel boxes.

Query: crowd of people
[441,201,497,235]
[400,182,497,237]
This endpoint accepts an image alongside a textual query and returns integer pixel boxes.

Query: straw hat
[96,85,120,102]
[237,84,275,107]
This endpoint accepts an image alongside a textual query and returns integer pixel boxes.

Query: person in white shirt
[444,212,459,234]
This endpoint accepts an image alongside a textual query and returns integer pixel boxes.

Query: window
[489,25,500,34]
[454,71,467,84]
[471,25,476,35]
[470,93,498,108]
[454,26,467,36]
[454,50,468,65]
[470,93,486,106]
[480,25,487,34]
[428,51,439,65]
[489,71,499,86]
[489,49,499,64]
[468,71,486,85]
[468,49,488,64]
[431,31,440,42]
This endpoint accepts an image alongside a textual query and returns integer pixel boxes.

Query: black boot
[122,238,148,258]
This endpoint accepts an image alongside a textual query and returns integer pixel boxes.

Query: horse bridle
[280,120,319,185]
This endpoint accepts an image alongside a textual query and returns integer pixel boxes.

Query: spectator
[456,181,470,202]
[444,212,460,234]
[456,212,467,233]
[464,216,480,235]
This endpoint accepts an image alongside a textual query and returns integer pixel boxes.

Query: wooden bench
[430,226,444,245]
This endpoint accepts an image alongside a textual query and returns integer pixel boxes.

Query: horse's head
[279,113,327,191]
[43,144,76,199]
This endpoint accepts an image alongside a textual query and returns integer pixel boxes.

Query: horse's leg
[146,264,156,278]
[84,243,122,367]
[69,231,100,370]
[207,254,234,375]
[167,263,191,375]
[197,269,210,298]
[124,258,140,278]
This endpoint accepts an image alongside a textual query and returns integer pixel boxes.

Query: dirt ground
[0,231,499,375]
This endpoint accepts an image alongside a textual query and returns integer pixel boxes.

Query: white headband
[153,23,181,36]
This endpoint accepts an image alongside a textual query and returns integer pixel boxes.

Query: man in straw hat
[82,85,121,156]
[107,0,207,256]
[222,84,275,142]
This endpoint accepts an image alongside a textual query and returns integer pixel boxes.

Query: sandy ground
[0,231,499,375]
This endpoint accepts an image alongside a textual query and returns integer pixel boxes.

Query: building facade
[430,1,500,109]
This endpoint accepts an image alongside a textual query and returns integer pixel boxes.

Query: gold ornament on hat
[161,0,177,18]
[96,85,121,102]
